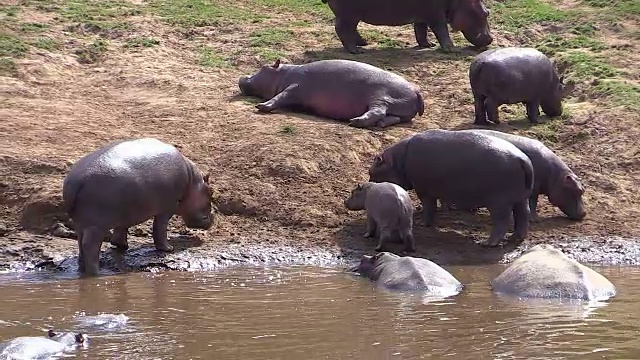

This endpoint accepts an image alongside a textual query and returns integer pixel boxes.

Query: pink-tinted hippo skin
[238,59,425,129]
[469,47,566,125]
[62,138,214,276]
[321,0,493,54]
[368,129,534,247]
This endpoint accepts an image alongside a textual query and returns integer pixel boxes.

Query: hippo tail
[520,158,534,192]
[61,178,81,217]
[416,91,425,116]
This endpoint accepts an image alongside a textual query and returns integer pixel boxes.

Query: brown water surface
[0,265,638,359]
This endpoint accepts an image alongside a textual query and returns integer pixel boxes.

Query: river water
[0,264,638,359]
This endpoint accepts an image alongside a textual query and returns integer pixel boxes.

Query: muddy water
[0,265,639,359]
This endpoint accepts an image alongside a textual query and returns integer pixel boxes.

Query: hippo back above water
[239,59,424,129]
[63,138,214,276]
[322,0,493,53]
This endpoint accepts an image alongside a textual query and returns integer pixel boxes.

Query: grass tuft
[491,0,574,32]
[249,29,294,48]
[198,46,229,68]
[20,22,50,33]
[31,37,60,51]
[147,0,264,27]
[74,39,109,64]
[0,34,29,58]
[124,37,160,48]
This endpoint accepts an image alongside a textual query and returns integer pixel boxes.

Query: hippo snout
[238,76,250,94]
[183,213,214,230]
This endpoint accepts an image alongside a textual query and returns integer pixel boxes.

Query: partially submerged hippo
[238,59,424,129]
[469,47,566,125]
[459,129,586,221]
[368,129,534,246]
[344,182,415,253]
[0,330,87,359]
[322,0,493,53]
[491,244,616,300]
[63,138,214,276]
[348,252,463,295]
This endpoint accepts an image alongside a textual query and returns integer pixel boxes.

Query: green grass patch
[124,37,159,48]
[255,0,333,21]
[198,46,229,68]
[360,30,404,49]
[59,0,142,22]
[0,34,29,58]
[580,0,640,17]
[0,57,17,76]
[74,39,109,64]
[147,0,264,27]
[0,5,18,18]
[557,51,618,81]
[491,0,575,32]
[537,34,605,55]
[249,28,294,47]
[592,80,640,110]
[281,124,296,134]
[20,22,50,33]
[522,117,566,143]
[257,48,286,62]
[31,37,59,50]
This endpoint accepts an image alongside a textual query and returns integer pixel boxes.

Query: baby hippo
[344,182,415,253]
[469,47,566,125]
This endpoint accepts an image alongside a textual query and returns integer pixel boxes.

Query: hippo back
[0,337,67,358]
[375,256,462,296]
[491,244,616,300]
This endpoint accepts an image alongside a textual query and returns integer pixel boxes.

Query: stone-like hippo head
[178,172,215,229]
[238,59,282,99]
[349,252,399,278]
[548,172,586,220]
[449,0,493,48]
[343,182,373,211]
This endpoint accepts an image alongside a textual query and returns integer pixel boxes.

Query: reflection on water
[0,265,638,359]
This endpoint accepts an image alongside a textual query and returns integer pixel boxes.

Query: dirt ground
[1,0,639,272]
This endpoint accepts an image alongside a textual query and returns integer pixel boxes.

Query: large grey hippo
[0,330,87,359]
[238,59,424,129]
[349,252,462,296]
[491,244,616,300]
[62,138,214,276]
[322,0,493,53]
[458,129,586,221]
[469,47,566,125]
[368,129,533,247]
[344,182,415,253]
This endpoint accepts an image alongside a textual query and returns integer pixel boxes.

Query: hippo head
[344,183,372,211]
[179,172,215,229]
[349,252,400,279]
[238,59,282,99]
[548,172,586,220]
[48,329,88,346]
[368,154,411,190]
[449,0,493,48]
[540,75,566,117]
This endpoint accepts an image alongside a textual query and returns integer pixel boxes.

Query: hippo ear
[75,333,84,343]
[47,329,56,338]
[272,59,281,69]
[373,155,384,166]
[203,172,210,184]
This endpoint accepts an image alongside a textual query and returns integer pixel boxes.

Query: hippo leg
[473,94,489,125]
[354,31,368,46]
[349,104,388,128]
[335,17,364,54]
[428,17,455,52]
[76,230,85,273]
[525,102,540,124]
[375,115,403,128]
[364,214,377,238]
[400,229,416,253]
[419,195,438,227]
[482,207,511,247]
[375,227,392,252]
[255,85,299,113]
[511,200,530,241]
[413,22,435,48]
[529,194,540,222]
[485,97,501,124]
[152,213,174,252]
[110,227,129,252]
[80,227,105,276]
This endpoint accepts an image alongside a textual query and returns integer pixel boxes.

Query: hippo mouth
[183,214,214,229]
[463,30,493,49]
[238,76,253,96]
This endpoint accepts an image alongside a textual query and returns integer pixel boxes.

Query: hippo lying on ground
[458,129,586,221]
[0,330,87,359]
[322,0,493,53]
[368,129,534,247]
[62,138,214,276]
[491,244,616,300]
[344,182,415,253]
[238,59,424,129]
[469,47,566,125]
[348,252,462,295]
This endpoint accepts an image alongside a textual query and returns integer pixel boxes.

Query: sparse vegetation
[281,124,296,134]
[147,0,264,27]
[249,29,294,48]
[20,22,49,33]
[198,46,229,68]
[0,34,29,57]
[124,37,160,48]
[491,0,575,32]
[74,39,109,64]
[31,37,59,51]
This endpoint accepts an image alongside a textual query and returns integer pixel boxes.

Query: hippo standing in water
[0,330,87,359]
[238,59,424,129]
[368,129,534,247]
[63,138,214,276]
[491,244,616,300]
[344,182,415,253]
[458,129,586,221]
[348,252,463,295]
[322,0,493,53]
[469,47,566,125]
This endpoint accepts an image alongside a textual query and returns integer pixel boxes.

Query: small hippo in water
[368,129,534,247]
[322,0,493,54]
[458,129,586,221]
[0,330,87,359]
[348,252,463,295]
[469,47,566,125]
[491,244,616,300]
[238,59,424,129]
[344,182,415,253]
[63,138,214,276]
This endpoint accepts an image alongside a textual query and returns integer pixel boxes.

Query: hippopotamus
[322,0,493,53]
[368,129,534,247]
[457,129,586,221]
[491,244,616,300]
[0,330,87,359]
[469,47,565,125]
[238,59,424,129]
[348,252,463,295]
[62,138,214,276]
[344,182,415,253]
